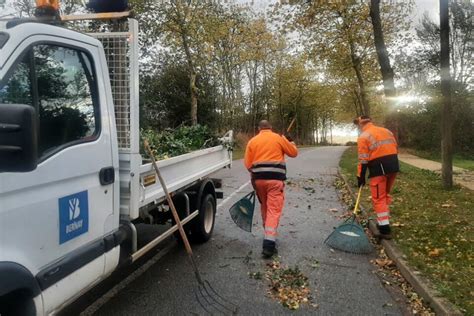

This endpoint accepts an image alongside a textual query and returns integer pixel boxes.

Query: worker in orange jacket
[354,116,399,239]
[244,120,298,258]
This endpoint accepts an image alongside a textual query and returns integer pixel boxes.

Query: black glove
[284,134,294,142]
[357,176,366,187]
[358,164,368,187]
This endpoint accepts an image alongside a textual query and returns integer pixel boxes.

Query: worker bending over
[355,116,399,239]
[244,120,298,258]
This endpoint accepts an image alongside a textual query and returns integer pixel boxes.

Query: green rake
[324,186,373,254]
[229,191,256,232]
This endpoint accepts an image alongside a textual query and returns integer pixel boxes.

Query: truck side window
[0,53,33,106]
[34,45,99,158]
[0,44,99,159]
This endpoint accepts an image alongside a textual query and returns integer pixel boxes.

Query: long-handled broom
[324,186,373,254]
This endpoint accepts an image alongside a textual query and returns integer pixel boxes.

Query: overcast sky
[1,0,441,24]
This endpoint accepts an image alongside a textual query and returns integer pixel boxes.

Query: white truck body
[0,17,232,315]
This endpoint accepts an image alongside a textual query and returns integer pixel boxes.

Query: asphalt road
[83,146,403,315]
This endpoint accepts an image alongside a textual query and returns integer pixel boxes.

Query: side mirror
[0,104,38,173]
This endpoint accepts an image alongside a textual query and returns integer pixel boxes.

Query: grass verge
[403,148,474,171]
[340,147,474,314]
[232,148,245,160]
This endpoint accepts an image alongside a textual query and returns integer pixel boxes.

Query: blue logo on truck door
[59,191,89,244]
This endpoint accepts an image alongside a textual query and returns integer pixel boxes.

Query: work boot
[262,239,277,258]
[378,224,392,240]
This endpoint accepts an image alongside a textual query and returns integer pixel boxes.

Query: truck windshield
[0,44,99,158]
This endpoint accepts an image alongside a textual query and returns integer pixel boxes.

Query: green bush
[140,125,219,160]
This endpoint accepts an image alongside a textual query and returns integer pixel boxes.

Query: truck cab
[0,18,232,315]
[0,21,121,315]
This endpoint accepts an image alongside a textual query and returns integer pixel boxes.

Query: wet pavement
[89,146,403,315]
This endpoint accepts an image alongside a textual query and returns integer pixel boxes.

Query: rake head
[324,216,373,254]
[229,192,255,232]
[195,279,239,315]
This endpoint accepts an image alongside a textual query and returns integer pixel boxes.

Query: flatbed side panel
[139,146,231,208]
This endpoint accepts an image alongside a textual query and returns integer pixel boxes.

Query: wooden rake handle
[143,139,203,283]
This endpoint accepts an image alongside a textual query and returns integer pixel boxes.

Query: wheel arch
[196,179,216,205]
[0,262,41,298]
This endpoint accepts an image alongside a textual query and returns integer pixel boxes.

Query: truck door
[0,38,115,312]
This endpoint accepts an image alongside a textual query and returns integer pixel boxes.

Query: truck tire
[0,291,35,316]
[190,193,216,243]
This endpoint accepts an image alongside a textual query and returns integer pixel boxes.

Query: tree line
[7,0,473,188]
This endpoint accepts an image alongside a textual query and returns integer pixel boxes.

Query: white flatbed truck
[0,16,232,315]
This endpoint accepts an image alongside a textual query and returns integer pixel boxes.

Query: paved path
[398,153,474,190]
[88,147,404,315]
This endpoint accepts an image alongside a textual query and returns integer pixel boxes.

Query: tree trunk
[440,0,453,189]
[349,41,370,116]
[353,89,364,116]
[175,0,198,125]
[370,0,396,99]
[330,119,333,144]
[190,71,198,126]
[315,116,319,144]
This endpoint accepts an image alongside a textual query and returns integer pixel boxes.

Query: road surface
[76,146,404,315]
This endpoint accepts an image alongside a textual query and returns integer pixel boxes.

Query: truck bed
[119,142,232,219]
[84,19,233,219]
[139,145,232,207]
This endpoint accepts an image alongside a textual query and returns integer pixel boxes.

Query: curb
[337,170,463,316]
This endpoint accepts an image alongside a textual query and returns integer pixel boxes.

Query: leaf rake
[144,140,239,315]
[324,186,373,254]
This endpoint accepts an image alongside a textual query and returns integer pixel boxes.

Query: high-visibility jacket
[357,123,399,177]
[244,129,298,180]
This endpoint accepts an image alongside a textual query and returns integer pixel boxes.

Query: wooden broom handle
[353,186,363,215]
[286,117,297,133]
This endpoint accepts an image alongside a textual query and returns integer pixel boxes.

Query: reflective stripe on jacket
[244,129,298,180]
[357,123,399,177]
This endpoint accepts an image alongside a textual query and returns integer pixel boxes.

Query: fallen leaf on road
[265,259,312,310]
[329,208,338,212]
[375,259,394,267]
[249,271,263,280]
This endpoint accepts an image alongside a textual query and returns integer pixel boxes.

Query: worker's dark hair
[353,115,372,125]
[258,120,272,130]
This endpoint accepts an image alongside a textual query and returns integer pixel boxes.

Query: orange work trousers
[254,179,285,241]
[369,173,397,226]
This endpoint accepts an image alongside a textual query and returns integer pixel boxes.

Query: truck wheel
[190,194,216,243]
[0,291,35,316]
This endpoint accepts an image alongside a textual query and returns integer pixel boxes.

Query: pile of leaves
[372,248,434,315]
[141,125,220,160]
[265,259,312,310]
